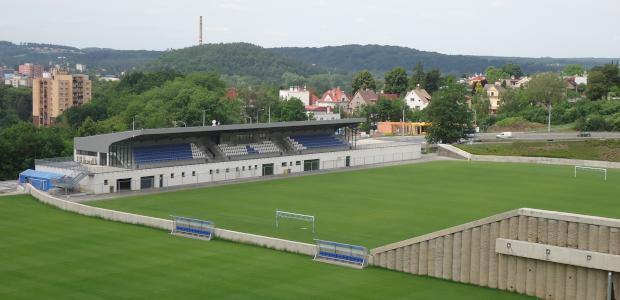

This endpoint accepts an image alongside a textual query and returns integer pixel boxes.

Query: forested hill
[1,41,617,78]
[0,41,162,74]
[270,44,617,75]
[142,43,326,81]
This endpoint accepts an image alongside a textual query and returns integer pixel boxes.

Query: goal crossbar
[275,210,315,233]
[574,166,607,181]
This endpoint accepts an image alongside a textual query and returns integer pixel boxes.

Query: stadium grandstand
[31,119,421,194]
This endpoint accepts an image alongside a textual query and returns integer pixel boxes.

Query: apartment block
[32,70,92,126]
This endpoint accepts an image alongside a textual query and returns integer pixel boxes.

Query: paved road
[370,132,620,144]
[475,131,620,142]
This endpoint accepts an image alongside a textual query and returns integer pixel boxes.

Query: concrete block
[387,250,395,269]
[545,262,555,300]
[434,237,443,278]
[538,218,548,244]
[500,218,509,238]
[609,228,620,255]
[568,222,579,249]
[555,264,566,300]
[595,270,607,300]
[576,267,587,300]
[586,269,597,300]
[403,245,411,273]
[395,247,403,271]
[461,229,471,283]
[578,223,589,250]
[589,225,599,251]
[548,219,558,246]
[470,227,481,285]
[535,260,547,299]
[518,215,528,241]
[527,217,537,242]
[498,254,508,290]
[509,216,519,240]
[516,257,527,294]
[379,252,387,268]
[525,259,536,296]
[419,241,428,275]
[442,234,453,280]
[452,232,461,281]
[479,224,490,286]
[428,238,436,277]
[488,222,500,288]
[507,254,517,292]
[411,243,420,275]
[565,265,577,300]
[598,226,610,253]
[558,220,568,247]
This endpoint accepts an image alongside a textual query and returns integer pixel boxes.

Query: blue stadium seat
[290,135,346,149]
[134,143,193,164]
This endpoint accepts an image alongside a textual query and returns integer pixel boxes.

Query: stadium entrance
[140,176,154,189]
[116,178,131,191]
[304,159,320,171]
[262,163,274,176]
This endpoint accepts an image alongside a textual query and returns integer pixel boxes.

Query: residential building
[32,70,92,126]
[75,64,86,72]
[484,84,505,114]
[349,89,378,112]
[317,87,349,110]
[18,63,44,78]
[279,86,311,106]
[0,67,15,80]
[6,75,32,88]
[574,74,587,85]
[377,121,430,135]
[404,85,432,110]
[305,105,341,121]
[226,88,239,100]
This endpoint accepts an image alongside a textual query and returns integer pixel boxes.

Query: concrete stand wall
[26,184,315,256]
[371,208,620,300]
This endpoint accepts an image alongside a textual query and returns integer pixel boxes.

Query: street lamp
[256,108,264,124]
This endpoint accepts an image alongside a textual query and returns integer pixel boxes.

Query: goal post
[574,166,607,181]
[275,210,315,233]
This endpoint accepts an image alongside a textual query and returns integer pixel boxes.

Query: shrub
[583,114,608,131]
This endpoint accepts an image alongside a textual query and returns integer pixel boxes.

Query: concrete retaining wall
[437,144,620,169]
[371,208,620,300]
[26,184,316,256]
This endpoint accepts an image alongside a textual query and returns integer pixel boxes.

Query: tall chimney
[199,16,203,45]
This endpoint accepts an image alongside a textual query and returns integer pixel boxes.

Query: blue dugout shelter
[19,169,64,191]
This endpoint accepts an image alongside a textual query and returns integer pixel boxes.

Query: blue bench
[318,251,364,263]
[175,225,211,237]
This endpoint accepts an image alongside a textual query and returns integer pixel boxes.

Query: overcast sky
[2,0,619,58]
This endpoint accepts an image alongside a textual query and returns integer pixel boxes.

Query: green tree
[485,66,510,84]
[501,63,523,78]
[586,70,608,100]
[279,97,306,121]
[526,73,566,131]
[425,82,471,143]
[424,69,442,94]
[383,67,408,95]
[351,70,377,94]
[563,64,584,76]
[409,62,426,89]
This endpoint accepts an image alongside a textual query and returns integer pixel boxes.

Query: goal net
[275,210,315,233]
[574,166,607,181]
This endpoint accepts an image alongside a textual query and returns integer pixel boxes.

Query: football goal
[574,166,607,181]
[275,210,315,233]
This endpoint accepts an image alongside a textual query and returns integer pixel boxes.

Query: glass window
[104,180,108,185]
[282,162,287,167]
[170,173,174,179]
[296,161,301,166]
[192,171,196,176]
[182,172,185,178]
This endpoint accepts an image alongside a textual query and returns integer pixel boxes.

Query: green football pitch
[0,195,533,300]
[91,161,620,248]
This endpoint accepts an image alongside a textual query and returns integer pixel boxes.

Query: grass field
[457,140,620,162]
[91,161,620,248]
[0,195,533,300]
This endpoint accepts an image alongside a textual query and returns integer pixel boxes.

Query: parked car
[496,132,513,139]
[577,132,591,137]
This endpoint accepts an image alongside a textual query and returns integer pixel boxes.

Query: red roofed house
[225,88,238,100]
[317,87,349,110]
[304,105,341,121]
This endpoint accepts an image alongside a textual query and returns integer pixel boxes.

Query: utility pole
[548,103,552,133]
[132,116,135,131]
[402,108,405,136]
[268,105,271,123]
[202,110,206,127]
[199,16,203,46]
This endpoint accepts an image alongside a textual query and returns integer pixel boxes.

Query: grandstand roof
[75,118,365,153]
